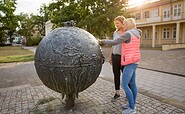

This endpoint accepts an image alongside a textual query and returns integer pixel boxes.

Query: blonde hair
[125,18,136,30]
[114,15,126,24]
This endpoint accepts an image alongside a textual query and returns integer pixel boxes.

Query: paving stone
[0,78,185,114]
[1,47,185,113]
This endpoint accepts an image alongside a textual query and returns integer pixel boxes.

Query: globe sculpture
[34,21,104,109]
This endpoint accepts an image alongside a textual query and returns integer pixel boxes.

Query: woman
[99,18,141,114]
[111,16,126,100]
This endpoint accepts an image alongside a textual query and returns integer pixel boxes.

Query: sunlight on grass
[0,55,34,63]
[0,46,34,63]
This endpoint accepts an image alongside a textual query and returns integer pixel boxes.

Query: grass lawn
[0,46,34,63]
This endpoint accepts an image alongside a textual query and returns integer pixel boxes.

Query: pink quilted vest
[121,36,141,66]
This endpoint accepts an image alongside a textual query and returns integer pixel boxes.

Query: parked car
[13,36,22,44]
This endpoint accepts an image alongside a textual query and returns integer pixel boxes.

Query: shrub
[26,36,42,46]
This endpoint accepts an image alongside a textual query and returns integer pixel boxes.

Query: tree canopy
[47,0,129,38]
[0,0,129,45]
[0,0,18,44]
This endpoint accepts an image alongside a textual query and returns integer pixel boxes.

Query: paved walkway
[100,62,185,107]
[101,47,185,76]
[22,46,36,53]
[0,46,185,113]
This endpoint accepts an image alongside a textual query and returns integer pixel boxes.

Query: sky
[128,0,160,6]
[14,0,52,15]
[14,0,156,15]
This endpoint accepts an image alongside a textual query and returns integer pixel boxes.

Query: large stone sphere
[34,27,104,95]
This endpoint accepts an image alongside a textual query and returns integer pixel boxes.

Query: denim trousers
[121,63,138,109]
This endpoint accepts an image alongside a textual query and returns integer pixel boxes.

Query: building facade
[127,0,185,48]
[45,20,53,36]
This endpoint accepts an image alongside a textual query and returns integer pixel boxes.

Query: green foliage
[36,96,56,105]
[17,13,33,44]
[33,107,43,114]
[1,0,129,46]
[0,31,6,45]
[39,4,49,22]
[17,13,44,46]
[31,15,45,36]
[46,0,128,39]
[0,54,34,63]
[26,37,33,46]
[0,0,18,44]
[0,46,33,56]
[31,97,55,114]
[0,46,34,63]
[26,36,42,46]
[32,36,42,45]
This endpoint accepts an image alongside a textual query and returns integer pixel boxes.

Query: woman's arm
[101,32,131,45]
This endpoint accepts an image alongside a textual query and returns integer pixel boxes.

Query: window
[155,32,158,39]
[172,27,176,39]
[163,7,170,19]
[136,13,141,20]
[144,29,150,39]
[174,4,181,17]
[144,11,150,18]
[153,9,158,17]
[163,28,170,39]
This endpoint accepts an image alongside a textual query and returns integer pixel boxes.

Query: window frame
[153,9,159,17]
[163,28,170,39]
[144,11,150,19]
[163,7,170,19]
[173,4,181,17]
[136,13,141,20]
[144,29,150,39]
[155,31,158,39]
[172,27,176,39]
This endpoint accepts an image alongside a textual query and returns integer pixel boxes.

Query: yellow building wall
[128,0,185,47]
[181,23,185,43]
[160,24,176,44]
[138,27,152,47]
[184,0,185,13]
[138,23,184,47]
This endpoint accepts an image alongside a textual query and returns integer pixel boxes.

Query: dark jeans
[112,53,123,90]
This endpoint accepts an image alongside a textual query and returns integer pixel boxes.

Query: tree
[17,12,48,46]
[31,15,45,37]
[88,0,128,38]
[0,0,18,44]
[46,0,128,39]
[38,4,50,36]
[17,13,34,45]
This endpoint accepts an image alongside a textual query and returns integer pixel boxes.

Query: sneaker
[111,94,120,102]
[122,104,129,109]
[122,108,136,114]
[122,104,136,109]
[113,94,120,99]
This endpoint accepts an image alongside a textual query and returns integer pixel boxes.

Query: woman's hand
[109,59,112,65]
[98,39,104,46]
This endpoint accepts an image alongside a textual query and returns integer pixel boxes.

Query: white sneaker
[122,107,136,114]
[122,104,129,109]
[122,104,136,109]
